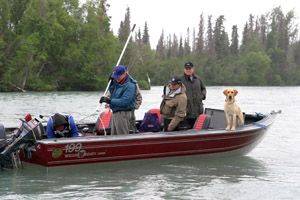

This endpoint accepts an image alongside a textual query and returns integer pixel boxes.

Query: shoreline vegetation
[0,1,299,92]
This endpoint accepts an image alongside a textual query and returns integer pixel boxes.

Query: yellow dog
[223,89,244,131]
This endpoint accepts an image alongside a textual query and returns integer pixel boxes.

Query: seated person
[46,113,79,138]
[160,76,187,131]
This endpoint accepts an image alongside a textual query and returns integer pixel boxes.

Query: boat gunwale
[37,112,277,145]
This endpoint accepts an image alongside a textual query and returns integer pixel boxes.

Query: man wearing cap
[100,65,137,135]
[180,62,207,128]
[46,113,79,138]
[160,76,187,131]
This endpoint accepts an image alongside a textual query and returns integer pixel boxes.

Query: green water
[0,86,299,199]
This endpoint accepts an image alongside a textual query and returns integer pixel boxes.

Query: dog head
[223,88,238,103]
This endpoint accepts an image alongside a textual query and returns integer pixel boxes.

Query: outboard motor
[0,117,44,169]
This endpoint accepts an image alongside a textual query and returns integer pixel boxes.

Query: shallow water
[0,86,299,199]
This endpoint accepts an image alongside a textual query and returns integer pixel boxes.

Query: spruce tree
[259,15,268,49]
[135,27,142,45]
[230,25,239,55]
[142,21,150,46]
[178,36,184,57]
[118,7,131,43]
[196,13,204,54]
[192,28,196,53]
[206,15,214,56]
[213,15,229,59]
[184,28,191,56]
[171,34,179,57]
[241,22,250,52]
[167,34,172,58]
[156,30,165,59]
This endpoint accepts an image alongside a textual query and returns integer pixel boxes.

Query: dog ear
[234,89,238,96]
[223,89,228,96]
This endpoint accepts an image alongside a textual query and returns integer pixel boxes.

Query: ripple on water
[0,86,300,199]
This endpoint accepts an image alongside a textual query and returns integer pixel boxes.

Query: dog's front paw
[226,126,231,131]
[230,127,236,131]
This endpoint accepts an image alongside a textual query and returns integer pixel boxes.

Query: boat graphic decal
[52,148,63,159]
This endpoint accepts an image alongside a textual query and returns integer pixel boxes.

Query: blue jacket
[46,115,79,138]
[109,75,137,112]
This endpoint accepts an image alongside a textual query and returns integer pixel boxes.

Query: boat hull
[22,120,271,167]
[16,110,278,167]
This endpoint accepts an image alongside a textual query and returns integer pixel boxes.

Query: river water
[0,86,299,199]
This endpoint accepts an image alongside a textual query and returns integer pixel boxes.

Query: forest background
[0,0,300,91]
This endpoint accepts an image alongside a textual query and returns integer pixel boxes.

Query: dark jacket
[160,84,187,131]
[180,74,206,118]
[109,75,137,113]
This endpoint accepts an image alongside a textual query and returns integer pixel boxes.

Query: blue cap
[111,65,127,80]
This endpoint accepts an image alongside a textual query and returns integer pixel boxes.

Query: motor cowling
[0,119,44,169]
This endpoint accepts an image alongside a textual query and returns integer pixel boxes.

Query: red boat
[0,108,279,168]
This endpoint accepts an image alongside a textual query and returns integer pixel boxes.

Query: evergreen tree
[135,27,142,45]
[118,7,131,43]
[178,36,184,57]
[192,28,196,53]
[241,22,250,52]
[156,30,165,59]
[213,15,229,59]
[230,25,239,55]
[117,7,133,66]
[171,34,178,57]
[248,14,254,35]
[196,13,204,54]
[166,34,172,58]
[142,21,150,46]
[206,15,214,56]
[259,15,268,49]
[184,28,191,55]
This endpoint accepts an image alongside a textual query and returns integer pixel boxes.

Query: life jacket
[139,110,161,132]
[51,115,71,138]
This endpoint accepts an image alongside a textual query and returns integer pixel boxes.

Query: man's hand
[99,96,111,104]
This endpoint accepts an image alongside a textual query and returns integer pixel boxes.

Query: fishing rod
[80,24,137,135]
[101,23,136,100]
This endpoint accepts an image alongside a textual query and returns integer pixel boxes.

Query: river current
[0,86,299,199]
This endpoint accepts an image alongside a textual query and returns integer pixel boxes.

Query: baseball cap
[184,62,194,68]
[111,65,127,80]
[169,76,182,84]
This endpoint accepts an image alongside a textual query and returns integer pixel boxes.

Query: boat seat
[204,108,245,129]
[193,114,211,130]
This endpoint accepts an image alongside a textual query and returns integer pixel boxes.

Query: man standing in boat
[180,62,206,128]
[160,76,187,131]
[100,65,137,135]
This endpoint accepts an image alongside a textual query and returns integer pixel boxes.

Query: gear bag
[139,112,161,132]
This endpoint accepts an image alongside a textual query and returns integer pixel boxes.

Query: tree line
[0,0,300,92]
